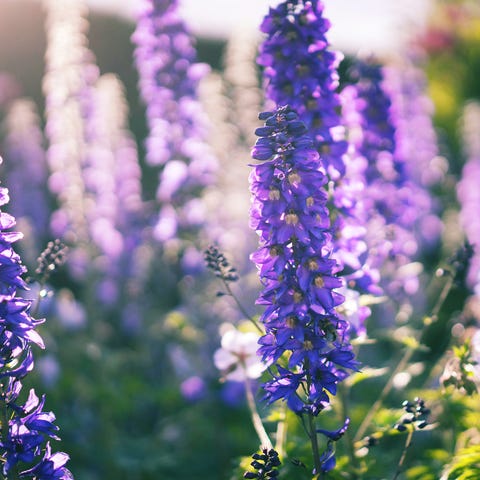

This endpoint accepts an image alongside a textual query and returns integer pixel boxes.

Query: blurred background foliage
[0,0,479,479]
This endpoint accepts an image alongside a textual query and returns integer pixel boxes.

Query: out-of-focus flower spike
[457,101,480,296]
[132,0,218,253]
[42,0,99,248]
[342,57,429,301]
[223,28,263,146]
[0,166,72,476]
[1,99,51,263]
[383,58,445,251]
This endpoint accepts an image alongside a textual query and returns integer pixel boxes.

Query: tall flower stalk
[341,58,429,302]
[457,101,480,296]
[42,0,98,248]
[1,99,50,265]
[258,0,375,336]
[250,106,357,474]
[0,171,72,479]
[258,0,347,178]
[132,0,217,251]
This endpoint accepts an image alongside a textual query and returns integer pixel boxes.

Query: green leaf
[346,367,389,387]
[442,445,480,479]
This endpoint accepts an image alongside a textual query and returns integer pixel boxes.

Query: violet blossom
[132,0,217,247]
[341,58,429,301]
[457,101,480,296]
[1,99,51,260]
[250,105,358,421]
[0,174,72,479]
[258,0,375,335]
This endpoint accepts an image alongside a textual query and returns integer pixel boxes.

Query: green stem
[354,271,455,443]
[338,383,358,472]
[244,376,273,450]
[1,384,20,480]
[392,427,414,480]
[274,403,288,458]
[222,279,263,334]
[307,413,322,478]
[354,348,414,443]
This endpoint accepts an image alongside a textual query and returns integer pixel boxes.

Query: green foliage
[442,445,480,479]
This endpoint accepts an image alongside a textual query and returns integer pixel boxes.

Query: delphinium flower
[198,51,260,317]
[382,58,445,251]
[250,106,357,473]
[84,73,147,312]
[0,99,51,266]
[42,0,98,250]
[341,58,426,302]
[457,101,480,296]
[258,0,375,335]
[258,0,347,179]
[132,0,217,252]
[0,169,73,479]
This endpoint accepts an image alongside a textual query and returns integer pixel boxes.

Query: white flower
[471,330,480,381]
[213,329,267,382]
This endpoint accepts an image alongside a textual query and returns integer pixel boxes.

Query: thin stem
[274,403,288,458]
[392,427,414,480]
[338,383,358,472]
[354,348,414,442]
[222,279,263,334]
[307,413,322,478]
[244,376,273,450]
[354,272,455,443]
[430,274,454,322]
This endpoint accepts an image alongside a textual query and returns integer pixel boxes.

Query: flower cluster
[258,0,374,334]
[243,448,281,479]
[394,398,430,432]
[0,181,72,478]
[250,106,358,418]
[258,0,347,178]
[132,0,217,245]
[457,101,480,296]
[341,59,427,300]
[42,0,99,246]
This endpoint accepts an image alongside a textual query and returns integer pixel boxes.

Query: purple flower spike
[249,106,358,417]
[258,0,348,178]
[0,161,72,476]
[341,58,433,301]
[133,0,217,250]
[458,102,480,295]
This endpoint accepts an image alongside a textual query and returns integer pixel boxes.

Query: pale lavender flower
[1,99,50,259]
[132,0,217,247]
[0,171,72,478]
[457,101,480,295]
[383,58,444,250]
[341,58,434,301]
[214,328,267,382]
[42,0,98,246]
